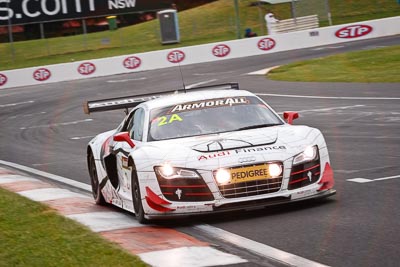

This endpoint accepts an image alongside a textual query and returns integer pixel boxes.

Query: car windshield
[148,96,283,141]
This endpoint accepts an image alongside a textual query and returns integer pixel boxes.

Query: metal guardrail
[1,16,398,90]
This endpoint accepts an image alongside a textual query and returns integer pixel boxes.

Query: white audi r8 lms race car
[84,83,335,223]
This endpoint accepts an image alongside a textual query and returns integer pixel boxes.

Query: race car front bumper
[213,188,336,213]
[144,188,336,220]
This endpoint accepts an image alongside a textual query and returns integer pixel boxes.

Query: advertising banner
[1,16,399,89]
[0,0,171,26]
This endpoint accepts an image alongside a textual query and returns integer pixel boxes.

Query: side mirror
[283,111,299,125]
[113,132,135,148]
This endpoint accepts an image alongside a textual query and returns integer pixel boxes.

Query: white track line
[70,135,95,140]
[275,105,365,115]
[375,175,400,181]
[186,79,217,89]
[0,160,91,191]
[195,224,328,267]
[248,66,280,75]
[0,100,34,107]
[138,246,247,267]
[107,77,147,83]
[193,71,233,76]
[324,135,400,139]
[8,111,47,119]
[311,45,345,51]
[298,105,365,113]
[20,118,93,130]
[348,174,400,183]
[256,93,400,100]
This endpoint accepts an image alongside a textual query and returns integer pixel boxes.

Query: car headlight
[214,168,231,185]
[154,164,201,179]
[293,145,318,166]
[269,163,283,178]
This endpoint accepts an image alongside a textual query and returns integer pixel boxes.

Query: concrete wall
[1,16,399,89]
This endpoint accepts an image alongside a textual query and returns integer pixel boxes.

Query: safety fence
[0,0,399,71]
[0,15,399,89]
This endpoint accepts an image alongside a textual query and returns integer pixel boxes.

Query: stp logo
[167,50,185,63]
[258,38,276,51]
[335,25,373,38]
[0,73,7,86]
[33,68,51,82]
[123,56,141,70]
[78,62,96,75]
[212,44,230,57]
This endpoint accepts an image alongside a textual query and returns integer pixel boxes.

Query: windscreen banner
[0,0,172,26]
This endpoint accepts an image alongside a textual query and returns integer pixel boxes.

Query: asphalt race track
[1,35,399,267]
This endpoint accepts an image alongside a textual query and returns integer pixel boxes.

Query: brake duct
[318,163,335,191]
[145,187,175,212]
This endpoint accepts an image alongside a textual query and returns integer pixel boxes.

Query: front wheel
[88,152,106,205]
[131,166,147,224]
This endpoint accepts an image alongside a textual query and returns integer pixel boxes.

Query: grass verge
[0,188,147,267]
[0,0,399,71]
[268,45,400,83]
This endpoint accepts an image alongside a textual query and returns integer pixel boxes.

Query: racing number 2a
[158,114,183,126]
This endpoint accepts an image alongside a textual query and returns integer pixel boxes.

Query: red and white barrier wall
[1,16,399,89]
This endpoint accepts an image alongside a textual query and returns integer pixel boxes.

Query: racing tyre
[131,165,147,224]
[88,152,106,205]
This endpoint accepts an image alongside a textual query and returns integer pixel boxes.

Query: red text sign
[257,38,276,51]
[0,73,7,86]
[123,56,142,69]
[33,68,51,81]
[167,50,185,63]
[212,44,230,57]
[335,25,373,38]
[78,62,96,75]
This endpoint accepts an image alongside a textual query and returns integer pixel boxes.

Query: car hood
[136,125,321,170]
[190,127,278,152]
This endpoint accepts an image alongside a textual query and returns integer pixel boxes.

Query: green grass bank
[268,45,400,83]
[0,0,399,71]
[0,188,147,267]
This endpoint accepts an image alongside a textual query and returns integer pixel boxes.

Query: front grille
[214,196,289,211]
[218,178,283,198]
[156,177,214,202]
[288,157,321,190]
[215,163,283,199]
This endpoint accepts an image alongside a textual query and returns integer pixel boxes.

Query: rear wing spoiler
[83,83,239,114]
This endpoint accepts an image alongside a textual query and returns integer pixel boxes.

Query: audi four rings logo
[258,38,276,51]
[238,156,257,163]
[0,73,7,86]
[33,68,51,81]
[167,50,185,64]
[123,56,141,69]
[212,44,230,57]
[78,62,96,75]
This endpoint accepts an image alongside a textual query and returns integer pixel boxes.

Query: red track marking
[100,226,209,254]
[44,197,110,215]
[0,170,16,175]
[0,180,54,192]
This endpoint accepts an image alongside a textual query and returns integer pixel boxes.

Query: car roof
[141,89,257,110]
